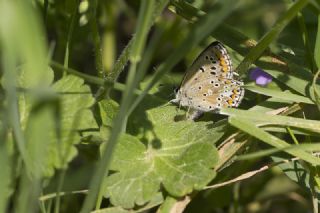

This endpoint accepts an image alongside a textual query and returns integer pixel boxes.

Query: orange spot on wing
[223,66,228,72]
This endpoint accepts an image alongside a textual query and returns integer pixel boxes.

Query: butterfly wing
[185,78,244,112]
[180,41,233,90]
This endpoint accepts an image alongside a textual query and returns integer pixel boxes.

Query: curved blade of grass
[0,115,11,213]
[0,0,48,174]
[221,108,320,134]
[63,0,79,76]
[229,117,320,166]
[315,14,320,68]
[312,70,320,111]
[244,85,314,104]
[104,0,169,82]
[80,1,157,212]
[235,0,309,74]
[297,11,316,72]
[265,68,319,102]
[237,143,320,161]
[90,0,104,77]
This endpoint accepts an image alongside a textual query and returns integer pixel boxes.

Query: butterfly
[171,41,245,120]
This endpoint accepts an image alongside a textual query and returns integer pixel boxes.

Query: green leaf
[17,66,55,129]
[99,99,119,127]
[50,75,97,172]
[25,99,57,179]
[18,71,97,177]
[104,105,223,208]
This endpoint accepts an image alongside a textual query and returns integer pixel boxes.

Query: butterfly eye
[174,87,179,94]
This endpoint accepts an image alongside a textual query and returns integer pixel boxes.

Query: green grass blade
[266,68,319,102]
[0,117,11,213]
[297,12,316,72]
[229,117,320,166]
[63,0,79,75]
[315,14,320,68]
[236,0,309,74]
[221,108,320,133]
[238,143,320,161]
[104,0,169,82]
[91,0,104,77]
[244,85,314,104]
[80,1,158,212]
[312,70,320,111]
[0,0,48,174]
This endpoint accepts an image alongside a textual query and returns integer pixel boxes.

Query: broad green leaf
[17,70,97,177]
[104,105,223,208]
[99,99,119,127]
[25,100,57,179]
[17,66,54,129]
[99,99,119,141]
[49,75,97,173]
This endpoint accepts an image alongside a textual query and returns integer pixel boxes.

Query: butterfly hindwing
[185,78,244,112]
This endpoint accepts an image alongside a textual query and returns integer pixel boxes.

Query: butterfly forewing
[180,41,233,89]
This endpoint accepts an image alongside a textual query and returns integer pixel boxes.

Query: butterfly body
[171,41,244,117]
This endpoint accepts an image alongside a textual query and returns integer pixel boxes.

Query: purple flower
[249,67,272,86]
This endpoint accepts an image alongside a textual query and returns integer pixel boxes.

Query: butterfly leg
[187,109,204,121]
